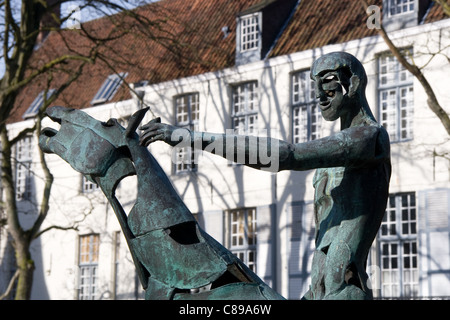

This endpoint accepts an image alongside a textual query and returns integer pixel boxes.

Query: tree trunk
[14,239,35,300]
[0,127,35,299]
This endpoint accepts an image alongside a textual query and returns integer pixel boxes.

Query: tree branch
[4,54,95,97]
[28,117,54,242]
[9,124,36,146]
[0,269,19,300]
[434,0,450,17]
[361,0,450,136]
[28,60,90,241]
[32,224,78,240]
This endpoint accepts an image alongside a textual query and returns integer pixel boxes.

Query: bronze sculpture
[39,106,283,300]
[40,52,390,299]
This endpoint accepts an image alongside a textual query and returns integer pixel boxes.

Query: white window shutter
[418,189,450,296]
[287,201,315,299]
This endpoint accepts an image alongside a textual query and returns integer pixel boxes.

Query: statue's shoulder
[369,122,390,146]
[351,120,390,144]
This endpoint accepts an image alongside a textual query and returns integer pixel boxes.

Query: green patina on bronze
[40,52,391,300]
[39,106,283,300]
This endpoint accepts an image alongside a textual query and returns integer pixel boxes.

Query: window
[379,192,419,298]
[82,176,100,193]
[23,89,55,119]
[292,70,321,143]
[78,234,99,300]
[388,0,414,16]
[378,53,414,142]
[227,208,257,272]
[91,72,127,105]
[240,13,260,52]
[174,93,199,173]
[231,81,258,135]
[15,136,33,201]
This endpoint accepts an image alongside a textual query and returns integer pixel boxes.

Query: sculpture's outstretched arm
[140,119,390,172]
[140,118,285,172]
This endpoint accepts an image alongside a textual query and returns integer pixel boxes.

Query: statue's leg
[302,248,327,300]
[321,238,371,300]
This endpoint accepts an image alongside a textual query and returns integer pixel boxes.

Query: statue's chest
[312,167,345,223]
[313,167,345,199]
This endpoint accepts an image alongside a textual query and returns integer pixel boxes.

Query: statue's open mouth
[319,100,332,111]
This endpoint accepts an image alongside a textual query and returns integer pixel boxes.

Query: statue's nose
[316,86,329,105]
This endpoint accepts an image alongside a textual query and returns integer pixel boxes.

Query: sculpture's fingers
[139,123,155,131]
[140,127,163,139]
[140,132,165,146]
[140,117,161,130]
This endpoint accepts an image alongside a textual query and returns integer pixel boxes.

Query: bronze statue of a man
[140,51,391,299]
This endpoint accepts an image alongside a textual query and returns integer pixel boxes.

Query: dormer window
[383,0,432,31]
[236,12,262,65]
[240,13,260,52]
[235,0,298,66]
[388,0,415,16]
[91,72,127,105]
[23,89,55,119]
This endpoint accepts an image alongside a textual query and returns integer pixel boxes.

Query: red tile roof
[269,0,379,57]
[8,0,447,124]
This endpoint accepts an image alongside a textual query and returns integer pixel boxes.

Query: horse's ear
[125,108,149,137]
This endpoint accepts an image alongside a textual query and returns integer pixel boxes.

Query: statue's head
[310,52,367,121]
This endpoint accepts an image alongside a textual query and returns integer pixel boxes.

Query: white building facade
[1,1,450,300]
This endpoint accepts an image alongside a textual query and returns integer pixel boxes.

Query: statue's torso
[312,162,390,252]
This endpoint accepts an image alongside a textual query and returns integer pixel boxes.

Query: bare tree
[362,0,450,136]
[0,0,172,300]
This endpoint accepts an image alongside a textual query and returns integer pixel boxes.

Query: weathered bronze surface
[139,52,391,300]
[39,106,283,300]
[40,52,390,300]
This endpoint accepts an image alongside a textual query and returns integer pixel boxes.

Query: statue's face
[311,68,352,122]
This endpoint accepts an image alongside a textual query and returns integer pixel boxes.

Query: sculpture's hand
[139,117,179,147]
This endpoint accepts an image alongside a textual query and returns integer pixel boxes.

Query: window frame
[78,234,100,300]
[291,70,321,143]
[387,0,415,17]
[239,13,261,53]
[173,92,200,174]
[23,89,56,119]
[81,175,100,193]
[231,81,259,135]
[377,52,414,143]
[378,192,419,298]
[226,207,257,273]
[91,72,128,105]
[15,135,33,201]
